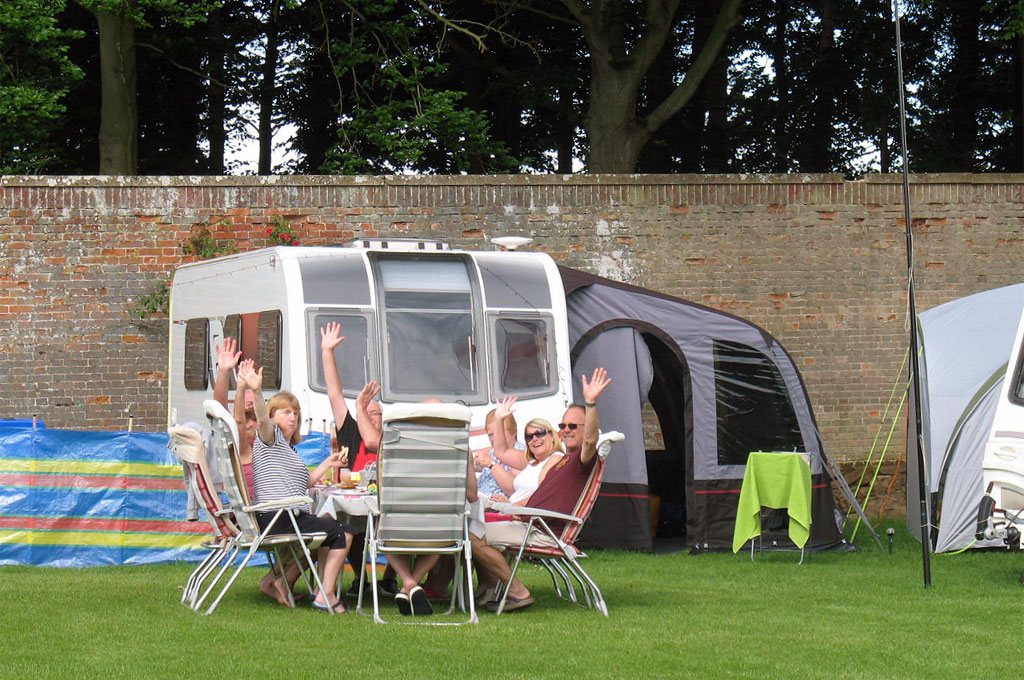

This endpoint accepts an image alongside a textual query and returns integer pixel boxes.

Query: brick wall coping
[3,173,1023,189]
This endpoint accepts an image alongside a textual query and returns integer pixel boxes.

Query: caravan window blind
[374,256,483,402]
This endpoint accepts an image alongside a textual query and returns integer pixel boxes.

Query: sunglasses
[558,423,581,431]
[525,429,550,441]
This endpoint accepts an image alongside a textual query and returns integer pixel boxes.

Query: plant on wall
[130,220,237,319]
[265,216,300,245]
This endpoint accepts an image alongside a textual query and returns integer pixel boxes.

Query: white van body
[980,310,1024,549]
[168,241,574,438]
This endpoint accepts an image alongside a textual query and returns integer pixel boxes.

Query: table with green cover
[731,452,812,554]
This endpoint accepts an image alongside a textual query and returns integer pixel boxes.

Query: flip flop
[487,594,534,613]
[395,592,412,616]
[409,586,433,616]
[312,599,348,614]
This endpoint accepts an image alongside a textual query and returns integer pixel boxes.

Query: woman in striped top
[239,362,354,614]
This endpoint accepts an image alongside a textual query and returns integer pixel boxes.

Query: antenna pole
[893,0,931,586]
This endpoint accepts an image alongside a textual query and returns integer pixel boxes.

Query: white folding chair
[198,400,330,615]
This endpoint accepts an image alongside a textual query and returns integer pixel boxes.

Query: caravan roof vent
[341,237,450,252]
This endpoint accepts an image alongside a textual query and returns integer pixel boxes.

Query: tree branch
[135,41,229,89]
[643,0,740,135]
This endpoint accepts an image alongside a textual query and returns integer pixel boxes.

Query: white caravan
[978,309,1024,549]
[167,239,574,437]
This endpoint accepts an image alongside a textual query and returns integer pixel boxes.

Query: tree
[71,0,215,174]
[0,0,84,173]
[559,0,742,173]
[280,0,520,175]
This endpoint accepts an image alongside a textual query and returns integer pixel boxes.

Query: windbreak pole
[893,0,931,586]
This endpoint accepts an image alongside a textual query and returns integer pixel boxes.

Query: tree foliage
[3,0,1022,175]
[0,0,84,173]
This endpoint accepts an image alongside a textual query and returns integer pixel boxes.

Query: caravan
[908,282,1024,552]
[168,240,574,437]
[978,304,1024,550]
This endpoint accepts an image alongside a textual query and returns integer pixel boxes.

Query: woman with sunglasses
[490,418,564,506]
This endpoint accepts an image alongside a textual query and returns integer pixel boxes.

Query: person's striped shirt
[252,424,310,509]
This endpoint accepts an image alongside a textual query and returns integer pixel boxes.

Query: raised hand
[581,367,611,405]
[495,395,517,420]
[238,361,264,392]
[356,380,381,409]
[216,337,241,372]
[320,322,345,352]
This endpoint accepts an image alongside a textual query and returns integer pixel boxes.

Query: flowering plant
[266,216,300,246]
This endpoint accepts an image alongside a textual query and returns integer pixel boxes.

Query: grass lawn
[1,522,1020,680]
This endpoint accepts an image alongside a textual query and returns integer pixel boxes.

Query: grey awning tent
[560,268,846,553]
[907,282,1024,552]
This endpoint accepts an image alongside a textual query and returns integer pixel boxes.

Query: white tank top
[509,453,562,503]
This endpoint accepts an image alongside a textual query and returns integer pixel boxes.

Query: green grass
[1,523,1021,680]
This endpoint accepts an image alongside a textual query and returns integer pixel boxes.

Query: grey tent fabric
[908,282,1024,552]
[561,268,846,553]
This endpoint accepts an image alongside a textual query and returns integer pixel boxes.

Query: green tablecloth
[732,452,812,553]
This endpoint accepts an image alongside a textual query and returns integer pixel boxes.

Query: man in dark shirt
[474,368,611,610]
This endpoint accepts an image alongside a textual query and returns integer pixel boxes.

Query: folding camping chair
[357,402,478,625]
[489,431,624,617]
[168,423,241,610]
[198,400,330,615]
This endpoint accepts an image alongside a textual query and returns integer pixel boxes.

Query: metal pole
[893,0,931,586]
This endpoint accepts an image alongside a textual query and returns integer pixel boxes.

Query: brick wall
[2,174,1022,516]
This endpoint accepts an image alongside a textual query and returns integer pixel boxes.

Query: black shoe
[347,578,369,596]
[409,586,433,616]
[376,578,399,597]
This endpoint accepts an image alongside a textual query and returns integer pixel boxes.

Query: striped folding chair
[168,423,241,611]
[357,402,478,625]
[197,400,329,615]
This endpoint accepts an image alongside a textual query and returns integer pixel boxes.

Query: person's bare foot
[271,574,294,607]
[259,573,279,601]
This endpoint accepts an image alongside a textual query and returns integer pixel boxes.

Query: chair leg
[204,543,262,615]
[183,545,223,607]
[193,543,241,612]
[560,556,607,616]
[283,512,330,613]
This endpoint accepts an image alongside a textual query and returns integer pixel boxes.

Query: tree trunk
[93,7,138,175]
[258,0,281,175]
[578,0,739,173]
[947,0,980,171]
[771,0,789,171]
[207,7,226,174]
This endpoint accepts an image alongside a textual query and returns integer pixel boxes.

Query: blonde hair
[523,418,561,463]
[267,390,303,445]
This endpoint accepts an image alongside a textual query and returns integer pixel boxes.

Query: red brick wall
[2,174,1022,487]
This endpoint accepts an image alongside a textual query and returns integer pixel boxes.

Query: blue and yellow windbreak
[0,427,330,567]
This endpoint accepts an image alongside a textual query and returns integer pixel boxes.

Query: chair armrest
[488,502,582,525]
[244,495,313,513]
[596,431,625,460]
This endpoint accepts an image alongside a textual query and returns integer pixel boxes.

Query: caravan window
[307,310,374,396]
[475,255,551,309]
[219,311,282,390]
[490,315,556,396]
[183,318,209,390]
[1011,349,1024,406]
[374,256,482,402]
[712,340,802,465]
